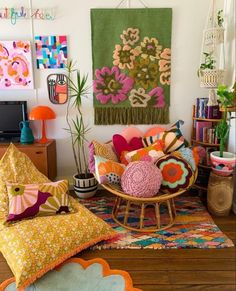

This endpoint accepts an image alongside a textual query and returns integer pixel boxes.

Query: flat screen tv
[0,101,28,141]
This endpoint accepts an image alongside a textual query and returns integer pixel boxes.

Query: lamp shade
[29,106,56,144]
[29,106,56,121]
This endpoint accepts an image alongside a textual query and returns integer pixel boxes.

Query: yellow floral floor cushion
[0,198,116,288]
[0,144,117,288]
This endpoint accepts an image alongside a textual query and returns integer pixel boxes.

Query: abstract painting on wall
[35,35,67,69]
[47,73,68,104]
[0,40,34,89]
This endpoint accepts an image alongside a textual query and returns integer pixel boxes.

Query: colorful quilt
[91,9,172,124]
[79,195,234,249]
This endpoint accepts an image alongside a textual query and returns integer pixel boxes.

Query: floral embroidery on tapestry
[91,8,172,124]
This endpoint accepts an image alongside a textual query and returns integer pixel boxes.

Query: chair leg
[113,197,121,217]
[167,199,174,223]
[140,203,145,229]
[155,202,161,229]
[124,201,130,226]
[171,198,176,216]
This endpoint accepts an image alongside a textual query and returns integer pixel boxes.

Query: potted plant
[210,83,236,176]
[198,52,224,88]
[65,60,98,198]
[204,9,224,46]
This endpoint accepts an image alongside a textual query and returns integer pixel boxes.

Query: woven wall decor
[91,8,172,125]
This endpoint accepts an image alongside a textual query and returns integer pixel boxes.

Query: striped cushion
[142,120,188,153]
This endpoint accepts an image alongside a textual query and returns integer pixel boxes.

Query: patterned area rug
[79,195,234,250]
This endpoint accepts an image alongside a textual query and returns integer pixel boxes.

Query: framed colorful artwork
[0,40,34,89]
[47,73,68,104]
[35,35,67,69]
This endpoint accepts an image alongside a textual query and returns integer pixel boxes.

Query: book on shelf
[195,98,221,119]
[207,105,221,119]
[196,121,212,141]
[196,97,208,118]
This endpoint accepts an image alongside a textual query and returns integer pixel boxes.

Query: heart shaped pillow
[112,134,143,156]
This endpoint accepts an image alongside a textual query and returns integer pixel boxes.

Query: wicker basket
[199,69,225,88]
[204,28,224,46]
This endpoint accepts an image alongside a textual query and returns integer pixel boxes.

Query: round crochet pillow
[121,161,162,198]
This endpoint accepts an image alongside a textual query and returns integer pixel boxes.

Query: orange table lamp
[29,106,56,143]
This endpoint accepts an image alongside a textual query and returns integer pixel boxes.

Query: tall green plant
[65,60,90,177]
[216,84,235,157]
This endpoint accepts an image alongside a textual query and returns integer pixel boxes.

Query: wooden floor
[0,198,235,290]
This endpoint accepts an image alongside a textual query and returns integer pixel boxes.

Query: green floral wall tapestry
[91,8,172,125]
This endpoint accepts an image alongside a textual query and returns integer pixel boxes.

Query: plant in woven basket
[197,52,216,77]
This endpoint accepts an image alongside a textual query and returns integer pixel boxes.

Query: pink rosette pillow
[121,161,162,198]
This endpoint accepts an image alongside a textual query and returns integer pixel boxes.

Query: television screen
[0,101,27,137]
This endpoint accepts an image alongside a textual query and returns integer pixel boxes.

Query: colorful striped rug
[79,195,234,250]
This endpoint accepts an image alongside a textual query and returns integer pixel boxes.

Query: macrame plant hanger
[199,0,225,105]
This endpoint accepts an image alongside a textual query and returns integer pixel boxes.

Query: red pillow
[112,134,143,156]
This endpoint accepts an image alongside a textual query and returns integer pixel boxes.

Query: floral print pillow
[156,155,194,194]
[94,156,126,185]
[120,141,164,165]
[6,180,72,222]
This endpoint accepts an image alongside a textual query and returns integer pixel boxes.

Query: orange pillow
[144,126,165,137]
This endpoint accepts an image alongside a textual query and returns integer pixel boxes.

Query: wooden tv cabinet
[0,140,57,180]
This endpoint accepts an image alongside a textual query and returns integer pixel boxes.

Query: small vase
[19,121,34,144]
[73,173,98,199]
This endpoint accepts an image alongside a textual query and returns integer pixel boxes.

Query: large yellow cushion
[0,144,116,288]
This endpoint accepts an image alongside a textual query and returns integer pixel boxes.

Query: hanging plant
[217,9,224,27]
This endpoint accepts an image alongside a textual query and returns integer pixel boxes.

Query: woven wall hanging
[91,8,172,125]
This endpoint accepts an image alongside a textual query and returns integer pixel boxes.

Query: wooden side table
[207,171,233,216]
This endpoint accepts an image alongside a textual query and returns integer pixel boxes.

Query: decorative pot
[210,151,236,176]
[73,173,98,199]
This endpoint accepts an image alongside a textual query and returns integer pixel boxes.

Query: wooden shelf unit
[0,140,57,180]
[191,105,222,192]
[191,139,220,147]
[192,117,222,122]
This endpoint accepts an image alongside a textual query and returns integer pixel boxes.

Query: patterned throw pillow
[120,141,164,165]
[142,120,188,154]
[88,140,118,173]
[6,180,72,222]
[94,155,126,185]
[156,155,194,193]
[171,147,197,171]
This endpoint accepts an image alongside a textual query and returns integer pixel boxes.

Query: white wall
[1,0,233,179]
